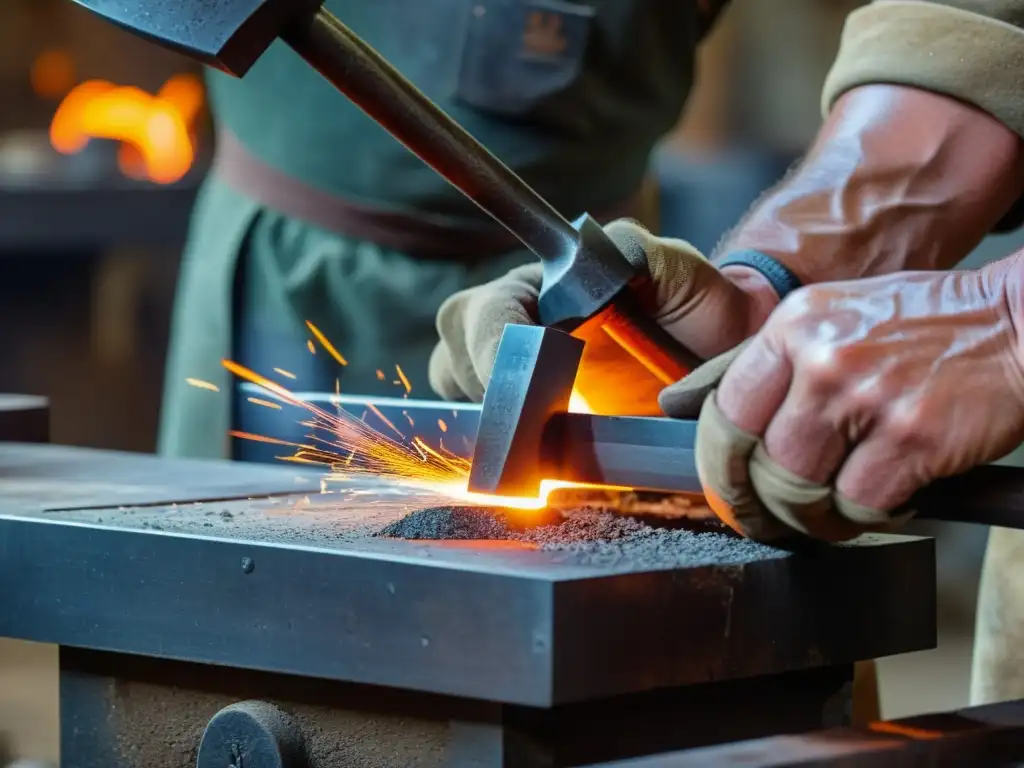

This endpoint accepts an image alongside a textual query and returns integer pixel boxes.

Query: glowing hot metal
[204,355,613,511]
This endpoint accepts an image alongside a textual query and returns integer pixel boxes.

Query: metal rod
[281,7,580,263]
[546,414,1024,532]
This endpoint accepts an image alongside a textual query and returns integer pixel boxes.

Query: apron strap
[212,128,641,260]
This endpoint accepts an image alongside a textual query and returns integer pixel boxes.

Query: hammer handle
[282,9,580,264]
[285,7,699,386]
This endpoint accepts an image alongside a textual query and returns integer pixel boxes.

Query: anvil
[0,398,937,765]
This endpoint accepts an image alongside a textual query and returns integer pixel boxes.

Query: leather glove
[429,219,774,413]
[664,264,1024,544]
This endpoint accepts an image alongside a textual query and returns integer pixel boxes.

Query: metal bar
[543,417,1024,529]
[239,388,1024,529]
[542,413,701,494]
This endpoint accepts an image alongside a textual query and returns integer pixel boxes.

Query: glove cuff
[716,250,803,301]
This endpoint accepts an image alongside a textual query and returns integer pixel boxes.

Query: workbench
[0,435,938,767]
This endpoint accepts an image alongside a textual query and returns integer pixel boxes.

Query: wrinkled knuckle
[845,378,885,414]
[795,344,845,395]
[881,400,935,451]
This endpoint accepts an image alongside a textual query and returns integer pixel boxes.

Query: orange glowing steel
[49,74,203,185]
[568,390,593,413]
[220,350,625,511]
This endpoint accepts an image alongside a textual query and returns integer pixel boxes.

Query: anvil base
[61,647,853,767]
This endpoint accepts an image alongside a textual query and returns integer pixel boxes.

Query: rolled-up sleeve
[823,1,1024,138]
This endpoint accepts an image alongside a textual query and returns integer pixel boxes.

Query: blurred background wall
[0,0,1015,763]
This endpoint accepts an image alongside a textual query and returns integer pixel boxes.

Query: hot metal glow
[185,329,609,510]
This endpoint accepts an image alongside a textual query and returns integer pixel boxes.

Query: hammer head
[467,325,584,497]
[536,213,638,329]
[70,0,323,76]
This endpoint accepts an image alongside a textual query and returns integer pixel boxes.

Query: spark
[218,329,615,513]
[221,360,469,488]
[186,377,219,392]
[395,364,412,394]
[366,403,405,440]
[307,340,316,354]
[223,360,296,402]
[228,430,304,448]
[305,320,348,366]
[280,455,327,466]
[274,367,297,380]
[403,410,415,428]
[247,397,282,410]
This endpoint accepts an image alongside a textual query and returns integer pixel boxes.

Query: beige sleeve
[822,0,1024,138]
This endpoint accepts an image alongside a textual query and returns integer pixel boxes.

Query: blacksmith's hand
[428,219,779,413]
[675,263,1024,544]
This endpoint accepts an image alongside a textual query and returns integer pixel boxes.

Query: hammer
[470,323,1024,534]
[70,0,700,385]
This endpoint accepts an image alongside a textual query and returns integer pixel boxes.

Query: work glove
[429,219,774,414]
[663,264,1024,544]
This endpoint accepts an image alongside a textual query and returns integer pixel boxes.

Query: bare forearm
[718,84,1024,285]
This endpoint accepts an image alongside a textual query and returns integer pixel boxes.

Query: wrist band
[716,249,803,301]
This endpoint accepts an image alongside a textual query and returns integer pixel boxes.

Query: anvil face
[70,0,323,75]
